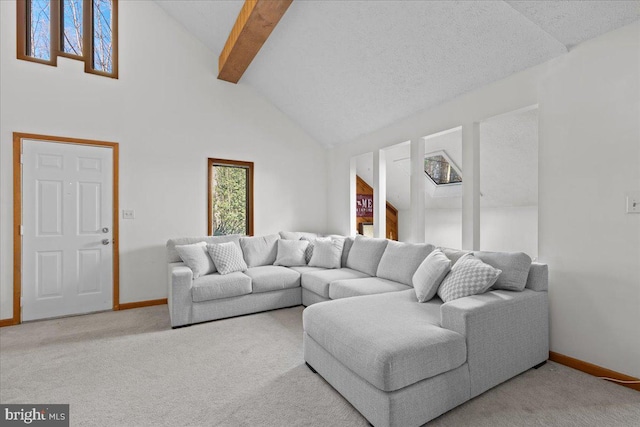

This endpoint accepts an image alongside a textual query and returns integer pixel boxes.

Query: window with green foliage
[208,159,254,236]
[17,0,118,78]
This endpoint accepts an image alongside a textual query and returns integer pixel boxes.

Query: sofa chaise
[167,231,549,426]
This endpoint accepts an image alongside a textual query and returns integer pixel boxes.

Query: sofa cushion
[279,231,322,241]
[413,249,452,303]
[288,266,327,275]
[346,235,388,276]
[207,242,248,275]
[301,268,370,298]
[191,272,251,302]
[329,277,411,300]
[240,234,280,267]
[274,239,308,267]
[303,289,466,392]
[440,247,470,266]
[473,251,532,292]
[244,266,301,293]
[167,235,240,263]
[340,236,355,268]
[175,241,216,278]
[438,254,501,303]
[376,241,434,286]
[309,237,344,269]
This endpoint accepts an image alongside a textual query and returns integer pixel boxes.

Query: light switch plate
[123,209,135,219]
[626,192,640,214]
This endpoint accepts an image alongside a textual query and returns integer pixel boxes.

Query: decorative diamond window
[424,151,462,186]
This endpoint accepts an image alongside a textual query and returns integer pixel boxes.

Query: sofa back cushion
[376,241,435,286]
[473,251,532,291]
[346,235,389,276]
[166,235,241,263]
[279,231,322,241]
[439,247,470,267]
[240,234,280,267]
[340,236,355,268]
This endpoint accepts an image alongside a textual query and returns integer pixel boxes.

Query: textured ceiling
[156,0,639,147]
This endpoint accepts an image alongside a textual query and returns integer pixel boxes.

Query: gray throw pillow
[309,237,345,269]
[207,242,248,275]
[239,234,279,267]
[175,242,216,279]
[376,241,435,286]
[437,253,501,303]
[346,235,388,276]
[274,239,309,267]
[473,251,532,291]
[412,249,451,302]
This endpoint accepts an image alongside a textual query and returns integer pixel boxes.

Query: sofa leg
[306,362,318,374]
[533,361,547,369]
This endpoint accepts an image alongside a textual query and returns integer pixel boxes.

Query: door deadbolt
[102,227,109,233]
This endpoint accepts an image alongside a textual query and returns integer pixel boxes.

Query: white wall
[481,206,538,257]
[413,206,537,256]
[0,1,327,318]
[327,23,640,377]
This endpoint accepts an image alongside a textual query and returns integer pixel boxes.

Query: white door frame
[12,132,120,325]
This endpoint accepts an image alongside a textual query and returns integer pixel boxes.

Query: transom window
[17,0,118,78]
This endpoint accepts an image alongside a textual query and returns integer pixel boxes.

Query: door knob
[102,239,110,245]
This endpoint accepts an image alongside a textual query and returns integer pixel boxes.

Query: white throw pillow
[175,242,216,279]
[308,237,344,269]
[274,239,309,267]
[412,249,451,302]
[437,253,501,303]
[207,242,248,275]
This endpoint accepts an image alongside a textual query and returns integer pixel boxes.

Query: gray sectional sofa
[167,232,549,426]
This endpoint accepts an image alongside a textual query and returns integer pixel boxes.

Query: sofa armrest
[441,289,549,397]
[168,263,193,327]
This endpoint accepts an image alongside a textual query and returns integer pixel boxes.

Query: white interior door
[22,139,113,321]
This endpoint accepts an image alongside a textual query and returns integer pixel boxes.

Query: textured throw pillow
[346,235,388,276]
[300,237,315,264]
[207,242,248,275]
[175,242,216,279]
[412,249,451,302]
[376,241,435,286]
[309,237,345,269]
[473,251,532,291]
[239,234,280,267]
[437,253,502,303]
[274,239,309,267]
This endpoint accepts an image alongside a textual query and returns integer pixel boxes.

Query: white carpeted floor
[1,305,639,426]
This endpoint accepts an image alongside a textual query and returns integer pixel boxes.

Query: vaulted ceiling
[156,0,640,148]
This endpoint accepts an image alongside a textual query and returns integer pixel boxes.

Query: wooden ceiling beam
[218,0,293,84]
